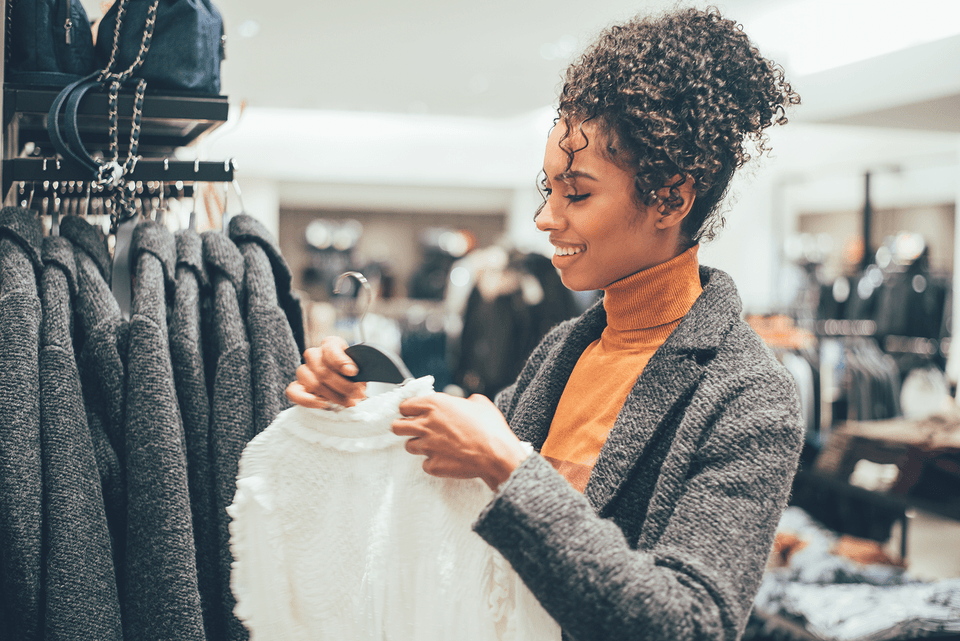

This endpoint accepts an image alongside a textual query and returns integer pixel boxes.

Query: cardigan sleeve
[474,366,803,641]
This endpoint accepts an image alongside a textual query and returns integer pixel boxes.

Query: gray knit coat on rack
[227,215,302,435]
[474,266,804,641]
[170,229,222,641]
[202,230,253,641]
[0,207,43,641]
[61,215,129,580]
[39,234,122,641]
[123,221,205,641]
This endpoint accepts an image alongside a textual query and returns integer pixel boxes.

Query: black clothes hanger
[335,271,413,385]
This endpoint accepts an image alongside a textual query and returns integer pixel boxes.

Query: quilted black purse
[94,0,225,95]
[6,0,97,86]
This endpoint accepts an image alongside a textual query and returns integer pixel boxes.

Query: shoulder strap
[46,71,100,173]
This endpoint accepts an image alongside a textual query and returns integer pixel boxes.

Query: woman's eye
[566,193,590,202]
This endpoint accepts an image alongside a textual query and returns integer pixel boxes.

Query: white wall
[199,101,959,315]
[701,124,960,312]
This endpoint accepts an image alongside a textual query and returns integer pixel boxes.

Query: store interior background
[185,0,960,320]
[75,0,960,580]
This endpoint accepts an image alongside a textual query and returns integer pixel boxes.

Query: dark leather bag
[6,0,97,85]
[94,0,225,95]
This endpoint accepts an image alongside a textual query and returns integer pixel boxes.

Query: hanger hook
[334,271,372,344]
[230,178,245,214]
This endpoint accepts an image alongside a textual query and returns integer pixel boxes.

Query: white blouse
[228,376,559,641]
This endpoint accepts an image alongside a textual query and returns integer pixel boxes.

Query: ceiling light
[238,20,260,38]
[467,74,490,95]
[540,35,577,61]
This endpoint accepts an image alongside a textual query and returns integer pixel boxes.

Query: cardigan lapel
[584,266,742,513]
[585,350,703,513]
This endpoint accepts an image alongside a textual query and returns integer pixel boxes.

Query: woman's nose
[535,199,561,231]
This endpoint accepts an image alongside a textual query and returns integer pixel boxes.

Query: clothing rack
[9,177,207,205]
[4,157,234,186]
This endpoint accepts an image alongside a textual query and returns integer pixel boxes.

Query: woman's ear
[654,175,696,230]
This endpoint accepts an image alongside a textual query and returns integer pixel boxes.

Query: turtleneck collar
[602,244,702,332]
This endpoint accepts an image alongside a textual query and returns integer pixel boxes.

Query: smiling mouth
[554,246,583,257]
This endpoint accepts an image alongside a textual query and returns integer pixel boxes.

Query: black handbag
[6,0,97,86]
[94,0,225,95]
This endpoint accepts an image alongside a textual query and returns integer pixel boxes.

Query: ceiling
[211,0,727,117]
[213,0,778,117]
[205,0,960,126]
[73,0,960,127]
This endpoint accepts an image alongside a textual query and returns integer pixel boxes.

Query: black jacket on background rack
[123,222,205,641]
[202,230,253,641]
[40,234,123,641]
[455,251,580,398]
[0,207,43,641]
[171,229,222,640]
[228,215,302,435]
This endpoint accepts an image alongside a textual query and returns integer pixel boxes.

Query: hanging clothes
[454,249,579,398]
[781,350,817,442]
[228,214,303,435]
[170,229,223,641]
[0,198,307,639]
[0,207,43,641]
[60,215,129,588]
[39,233,123,640]
[123,221,205,641]
[874,249,948,341]
[201,230,254,641]
[228,376,560,641]
[844,338,901,422]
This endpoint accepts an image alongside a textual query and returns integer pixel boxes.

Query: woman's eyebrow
[548,170,599,182]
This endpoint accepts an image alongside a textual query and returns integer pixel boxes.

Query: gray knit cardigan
[40,235,122,640]
[0,207,43,641]
[202,230,254,641]
[123,222,205,640]
[227,215,302,436]
[474,266,804,641]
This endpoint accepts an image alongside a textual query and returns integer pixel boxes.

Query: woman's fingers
[287,337,367,408]
[391,392,527,489]
[319,336,359,377]
[295,362,322,393]
[285,380,333,409]
[391,415,423,437]
[397,393,439,416]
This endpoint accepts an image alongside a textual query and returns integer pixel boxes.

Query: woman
[287,7,803,640]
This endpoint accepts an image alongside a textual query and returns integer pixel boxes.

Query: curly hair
[550,6,800,245]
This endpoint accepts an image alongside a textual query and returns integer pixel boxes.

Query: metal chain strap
[99,0,126,77]
[98,0,159,84]
[4,0,13,70]
[93,0,160,232]
[107,82,120,163]
[125,79,147,173]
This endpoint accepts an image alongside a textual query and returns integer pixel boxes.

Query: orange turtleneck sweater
[540,245,703,492]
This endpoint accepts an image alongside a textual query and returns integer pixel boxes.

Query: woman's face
[535,121,684,291]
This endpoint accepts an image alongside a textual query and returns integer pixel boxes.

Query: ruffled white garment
[228,376,560,641]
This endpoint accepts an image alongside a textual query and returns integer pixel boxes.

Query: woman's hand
[285,336,367,409]
[392,393,530,491]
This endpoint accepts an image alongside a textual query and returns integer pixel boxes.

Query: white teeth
[554,246,583,257]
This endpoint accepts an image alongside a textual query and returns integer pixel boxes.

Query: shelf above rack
[3,84,230,154]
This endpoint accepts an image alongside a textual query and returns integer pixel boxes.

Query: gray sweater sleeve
[476,364,802,641]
